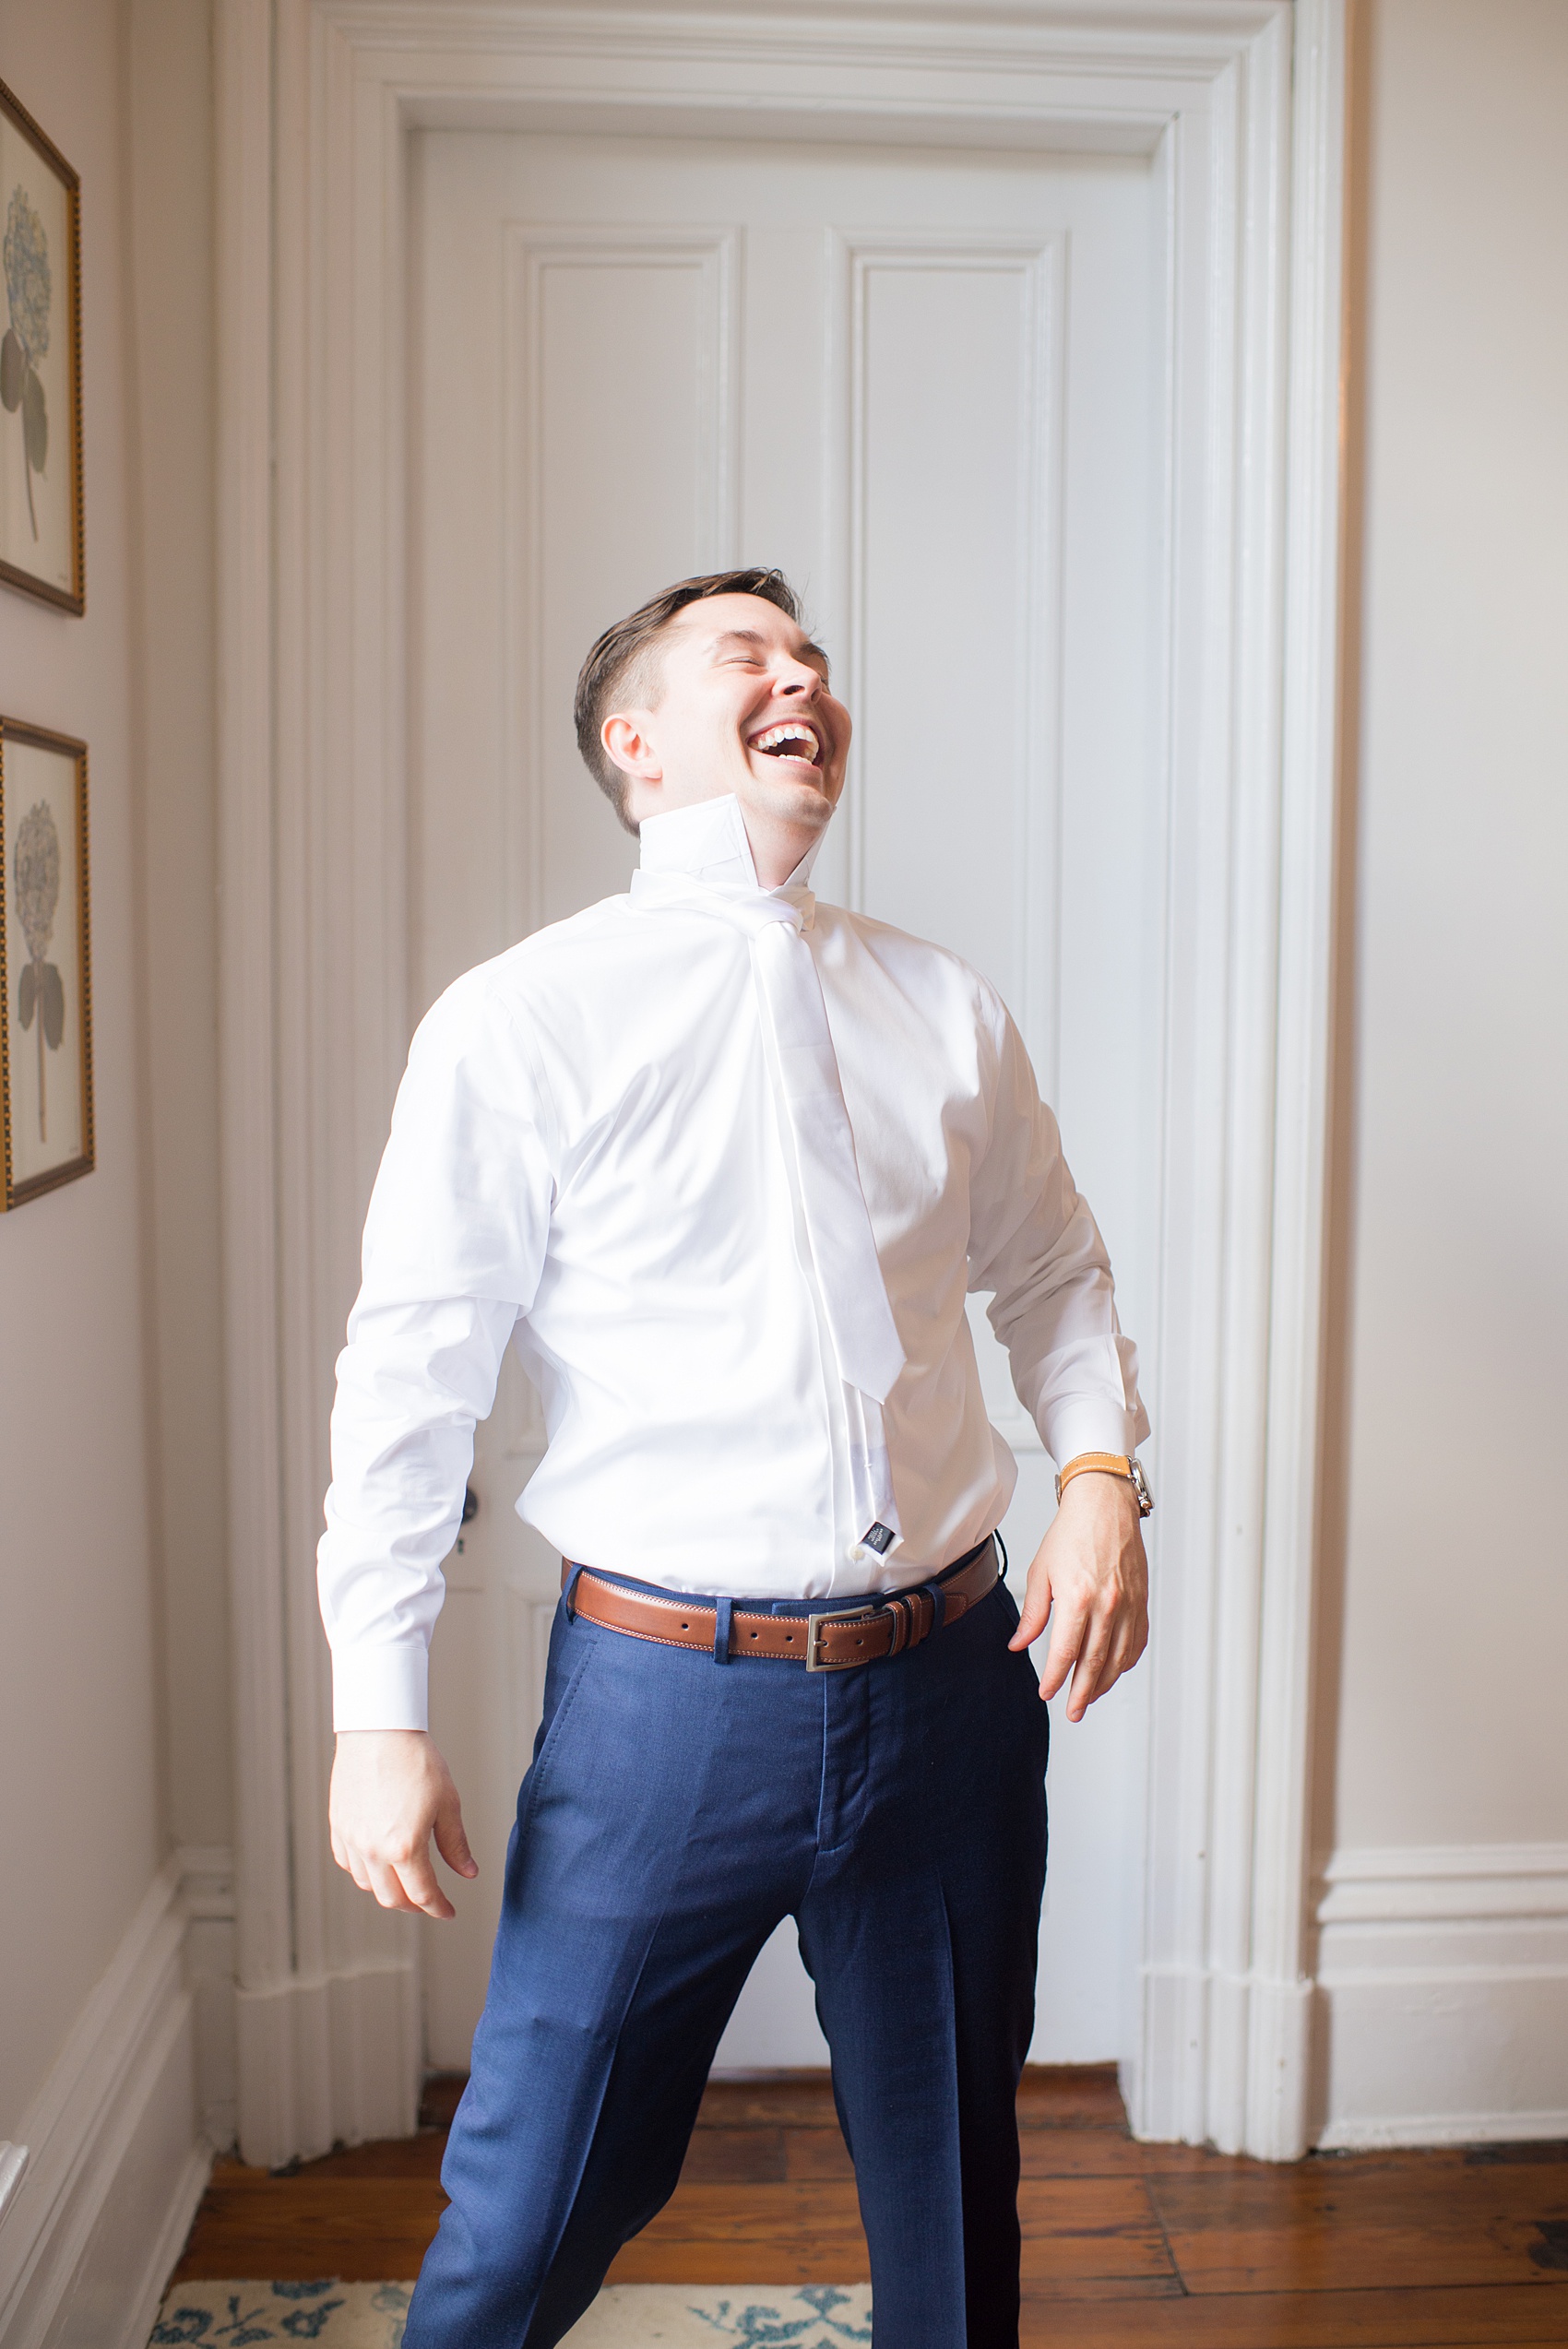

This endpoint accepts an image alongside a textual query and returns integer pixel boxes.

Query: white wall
[0,1,227,2335]
[1313,0,1568,2144]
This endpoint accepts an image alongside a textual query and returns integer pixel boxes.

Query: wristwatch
[1054,1451,1154,1517]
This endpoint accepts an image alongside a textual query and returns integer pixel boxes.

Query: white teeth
[752,723,820,757]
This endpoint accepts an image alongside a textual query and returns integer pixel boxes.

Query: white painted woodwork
[0,1858,213,2349]
[1313,1844,1568,2146]
[411,129,1160,2075]
[215,0,1346,2165]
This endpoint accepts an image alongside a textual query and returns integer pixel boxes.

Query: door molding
[215,0,1346,2164]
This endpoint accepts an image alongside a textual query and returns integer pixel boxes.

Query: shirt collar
[636,794,822,894]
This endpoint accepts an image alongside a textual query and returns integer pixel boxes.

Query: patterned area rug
[149,2282,873,2345]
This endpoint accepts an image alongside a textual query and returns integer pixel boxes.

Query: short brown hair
[573,567,802,833]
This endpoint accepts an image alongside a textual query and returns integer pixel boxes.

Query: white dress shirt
[319,794,1147,1731]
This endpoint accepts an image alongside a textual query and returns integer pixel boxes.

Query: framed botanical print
[0,718,93,1207]
[0,77,83,612]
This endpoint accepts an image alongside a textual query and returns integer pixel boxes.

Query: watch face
[1131,1459,1155,1517]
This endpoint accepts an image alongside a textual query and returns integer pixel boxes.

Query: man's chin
[746,770,839,830]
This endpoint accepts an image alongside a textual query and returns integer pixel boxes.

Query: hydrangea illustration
[14,797,65,1143]
[1,183,52,540]
[3,185,48,358]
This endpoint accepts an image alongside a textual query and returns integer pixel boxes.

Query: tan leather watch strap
[1054,1451,1133,1501]
[1055,1452,1154,1515]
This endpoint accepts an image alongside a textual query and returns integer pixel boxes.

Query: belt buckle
[804,1602,880,1673]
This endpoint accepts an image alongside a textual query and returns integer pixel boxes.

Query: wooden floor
[172,2068,1568,2345]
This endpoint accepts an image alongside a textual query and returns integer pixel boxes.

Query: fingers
[327,1731,470,1918]
[1008,1572,1052,1653]
[1039,1600,1088,1704]
[335,1840,457,1920]
[1066,1594,1150,1719]
[1065,1616,1114,1721]
[434,1789,479,1881]
[1012,1478,1151,1717]
[387,1845,457,1923]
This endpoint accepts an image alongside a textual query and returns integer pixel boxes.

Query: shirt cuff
[331,1640,430,1733]
[1041,1397,1150,1474]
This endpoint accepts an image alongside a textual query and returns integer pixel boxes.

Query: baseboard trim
[1313,1843,1568,2148]
[1319,2105,1568,2151]
[116,2141,213,2349]
[0,1854,220,2349]
[1315,1843,1568,1925]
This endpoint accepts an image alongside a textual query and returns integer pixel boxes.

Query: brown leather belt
[562,1538,1000,1673]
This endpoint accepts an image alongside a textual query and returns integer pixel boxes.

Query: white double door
[410,125,1166,2074]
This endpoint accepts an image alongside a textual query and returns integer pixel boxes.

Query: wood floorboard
[1019,2284,1568,2347]
[781,2127,856,2181]
[1147,2155,1568,2296]
[1016,2176,1177,2283]
[174,2169,445,2282]
[691,2077,842,2128]
[1014,2067,1128,2130]
[673,2126,789,2184]
[167,2066,1568,2343]
[609,2179,869,2248]
[1018,2127,1153,2177]
[605,2241,869,2285]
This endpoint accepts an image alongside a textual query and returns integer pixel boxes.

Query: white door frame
[214,0,1347,2166]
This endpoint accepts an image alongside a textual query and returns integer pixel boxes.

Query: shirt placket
[750,940,865,1594]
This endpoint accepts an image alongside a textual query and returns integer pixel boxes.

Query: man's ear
[601,711,662,784]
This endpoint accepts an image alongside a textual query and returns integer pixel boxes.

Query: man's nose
[778,664,820,697]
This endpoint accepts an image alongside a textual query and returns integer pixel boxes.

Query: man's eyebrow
[708,627,831,670]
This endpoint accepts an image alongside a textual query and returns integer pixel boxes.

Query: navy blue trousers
[404,1561,1050,2349]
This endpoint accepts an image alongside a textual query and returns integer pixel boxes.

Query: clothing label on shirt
[862,1523,897,1555]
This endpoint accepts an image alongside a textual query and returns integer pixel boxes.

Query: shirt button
[849,1543,868,1564]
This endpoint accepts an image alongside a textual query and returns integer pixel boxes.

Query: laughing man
[319,567,1151,2348]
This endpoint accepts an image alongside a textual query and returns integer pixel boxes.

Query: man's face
[604,593,851,840]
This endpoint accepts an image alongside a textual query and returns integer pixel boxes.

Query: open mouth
[748,720,825,770]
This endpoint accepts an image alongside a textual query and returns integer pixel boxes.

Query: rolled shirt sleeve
[967,997,1149,1469]
[317,975,556,1731]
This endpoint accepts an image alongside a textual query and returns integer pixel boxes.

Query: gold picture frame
[0,718,93,1208]
[0,76,84,613]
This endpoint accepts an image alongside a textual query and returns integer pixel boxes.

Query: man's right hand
[328,1728,478,1920]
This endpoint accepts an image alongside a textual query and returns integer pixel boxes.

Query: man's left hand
[1008,1471,1148,1720]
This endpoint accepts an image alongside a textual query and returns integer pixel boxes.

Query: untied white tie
[742,892,907,1547]
[630,850,908,1546]
[748,902,907,1404]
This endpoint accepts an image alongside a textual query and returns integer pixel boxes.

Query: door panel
[411,128,1162,2074]
[851,239,1057,1038]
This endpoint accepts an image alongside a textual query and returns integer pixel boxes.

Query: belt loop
[713,1595,733,1665]
[563,1564,585,1621]
[919,1581,946,1635]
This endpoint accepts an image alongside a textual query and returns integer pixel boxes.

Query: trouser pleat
[800,1862,968,2348]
